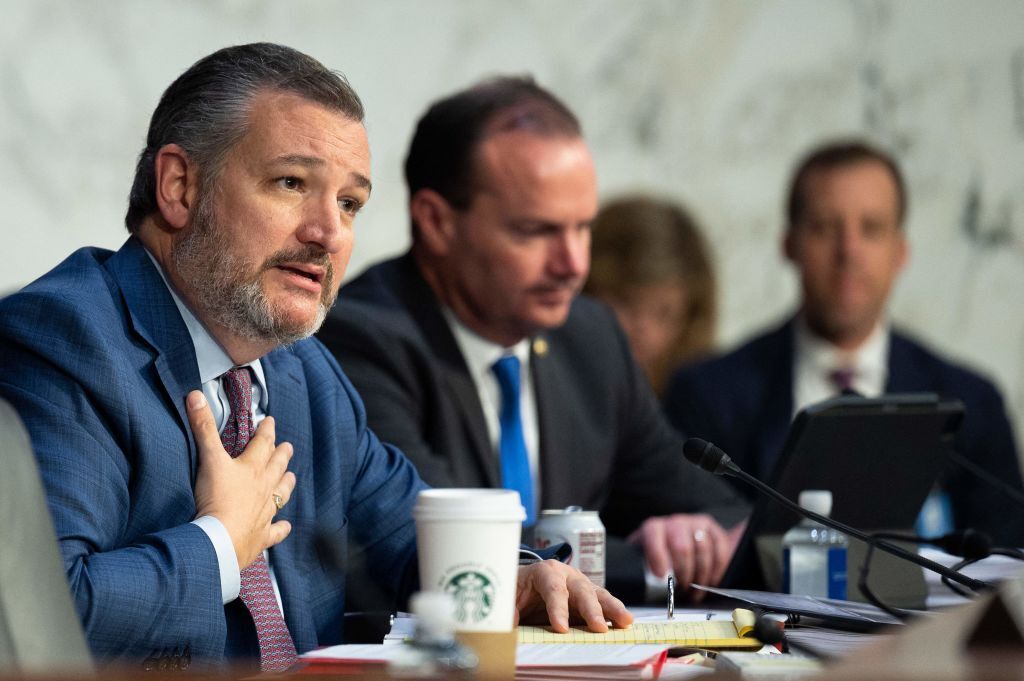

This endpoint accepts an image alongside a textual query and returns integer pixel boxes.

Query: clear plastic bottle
[781,490,847,599]
[388,591,478,678]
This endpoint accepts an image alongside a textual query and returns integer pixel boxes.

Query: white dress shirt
[792,316,889,417]
[443,308,541,516]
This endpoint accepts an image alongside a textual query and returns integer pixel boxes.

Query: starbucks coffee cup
[413,489,525,679]
[413,488,525,630]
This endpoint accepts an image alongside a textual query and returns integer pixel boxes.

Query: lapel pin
[532,337,549,357]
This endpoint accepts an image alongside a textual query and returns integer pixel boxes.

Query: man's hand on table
[628,514,747,602]
[514,559,633,632]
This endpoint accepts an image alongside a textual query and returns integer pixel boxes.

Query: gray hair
[125,42,364,232]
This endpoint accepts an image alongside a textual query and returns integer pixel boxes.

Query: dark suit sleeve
[663,364,728,455]
[0,295,225,663]
[948,380,1024,546]
[589,305,750,538]
[311,342,426,605]
[318,304,466,488]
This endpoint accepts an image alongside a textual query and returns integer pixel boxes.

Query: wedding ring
[693,528,707,543]
[272,493,284,511]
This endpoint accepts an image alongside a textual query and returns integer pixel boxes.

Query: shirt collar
[794,314,889,385]
[442,308,531,381]
[144,250,268,407]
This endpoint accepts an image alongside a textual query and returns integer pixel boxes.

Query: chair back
[0,398,93,674]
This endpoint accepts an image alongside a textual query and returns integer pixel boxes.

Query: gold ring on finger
[273,493,284,511]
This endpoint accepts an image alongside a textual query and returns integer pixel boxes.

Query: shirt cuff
[643,563,670,603]
[192,515,241,604]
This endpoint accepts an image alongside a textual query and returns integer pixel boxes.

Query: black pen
[667,575,674,620]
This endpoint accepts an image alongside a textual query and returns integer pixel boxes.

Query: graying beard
[172,201,326,347]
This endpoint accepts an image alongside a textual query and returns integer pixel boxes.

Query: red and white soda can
[534,506,606,587]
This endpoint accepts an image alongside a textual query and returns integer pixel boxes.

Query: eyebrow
[272,154,373,194]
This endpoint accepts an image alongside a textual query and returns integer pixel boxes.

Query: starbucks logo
[444,570,495,623]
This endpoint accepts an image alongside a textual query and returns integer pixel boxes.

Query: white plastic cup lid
[413,488,526,523]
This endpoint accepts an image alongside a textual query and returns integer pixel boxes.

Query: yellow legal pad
[517,608,763,649]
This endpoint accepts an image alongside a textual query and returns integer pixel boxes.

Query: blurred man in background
[665,140,1024,546]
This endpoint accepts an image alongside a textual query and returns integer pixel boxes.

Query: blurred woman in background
[585,195,717,396]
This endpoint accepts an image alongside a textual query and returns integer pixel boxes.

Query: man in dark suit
[0,45,629,669]
[665,140,1024,546]
[318,77,750,604]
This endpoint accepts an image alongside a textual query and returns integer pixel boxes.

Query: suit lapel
[261,348,317,651]
[754,320,798,481]
[530,333,573,508]
[884,331,924,392]
[392,256,497,486]
[105,238,201,479]
[442,368,499,486]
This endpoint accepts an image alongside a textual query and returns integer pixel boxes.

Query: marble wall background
[2,0,1022,449]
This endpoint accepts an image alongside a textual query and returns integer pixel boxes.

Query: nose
[835,220,861,262]
[297,195,349,254]
[549,227,590,279]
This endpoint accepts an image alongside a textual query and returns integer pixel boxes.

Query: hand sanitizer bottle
[388,591,478,678]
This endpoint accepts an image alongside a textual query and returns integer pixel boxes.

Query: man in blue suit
[665,140,1024,546]
[0,43,630,670]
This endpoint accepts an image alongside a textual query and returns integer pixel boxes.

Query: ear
[782,227,797,263]
[410,189,459,256]
[153,144,200,231]
[895,231,910,272]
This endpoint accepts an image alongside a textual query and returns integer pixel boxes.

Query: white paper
[304,642,669,667]
[627,607,736,623]
[516,643,669,667]
[301,643,393,662]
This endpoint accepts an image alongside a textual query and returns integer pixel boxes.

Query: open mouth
[277,264,324,285]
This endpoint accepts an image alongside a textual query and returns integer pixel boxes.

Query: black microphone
[682,438,991,593]
[871,529,993,561]
[752,616,825,660]
[752,615,788,651]
[683,437,740,476]
[933,529,992,560]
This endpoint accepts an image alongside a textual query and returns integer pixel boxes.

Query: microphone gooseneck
[950,451,1024,509]
[682,438,991,593]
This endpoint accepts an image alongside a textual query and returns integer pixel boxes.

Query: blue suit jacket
[0,238,425,667]
[664,318,1024,546]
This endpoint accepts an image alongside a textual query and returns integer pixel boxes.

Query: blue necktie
[492,355,535,525]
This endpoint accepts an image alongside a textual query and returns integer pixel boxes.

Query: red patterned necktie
[220,367,298,672]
